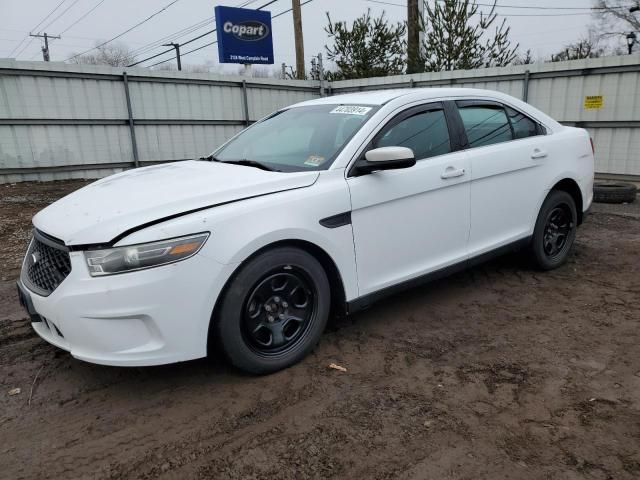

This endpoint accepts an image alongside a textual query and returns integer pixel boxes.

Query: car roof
[291,87,512,107]
[289,87,563,131]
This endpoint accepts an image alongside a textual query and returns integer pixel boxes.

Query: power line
[65,0,181,61]
[366,0,632,13]
[474,1,634,10]
[129,18,212,57]
[40,0,82,32]
[129,0,257,58]
[8,0,67,58]
[364,0,603,15]
[30,1,69,32]
[129,0,280,67]
[59,0,107,35]
[147,0,314,68]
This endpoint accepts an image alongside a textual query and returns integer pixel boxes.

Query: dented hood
[33,160,319,245]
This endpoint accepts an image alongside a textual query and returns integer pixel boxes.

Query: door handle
[531,149,548,159]
[441,166,466,179]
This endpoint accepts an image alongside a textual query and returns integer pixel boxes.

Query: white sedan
[17,88,594,374]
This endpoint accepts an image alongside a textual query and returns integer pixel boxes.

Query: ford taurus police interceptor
[17,88,595,374]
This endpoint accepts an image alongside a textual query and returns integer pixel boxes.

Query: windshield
[213,104,377,172]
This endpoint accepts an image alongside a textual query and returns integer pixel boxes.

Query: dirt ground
[1,180,639,480]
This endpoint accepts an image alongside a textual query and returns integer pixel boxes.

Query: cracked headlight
[84,233,209,277]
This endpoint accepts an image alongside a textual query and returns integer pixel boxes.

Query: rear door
[347,102,471,296]
[453,100,551,256]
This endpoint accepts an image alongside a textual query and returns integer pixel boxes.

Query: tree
[324,10,406,80]
[550,37,604,62]
[69,43,135,67]
[419,0,519,71]
[594,0,640,34]
[514,49,535,65]
[592,1,640,51]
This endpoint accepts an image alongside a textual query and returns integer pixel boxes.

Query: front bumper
[19,250,235,367]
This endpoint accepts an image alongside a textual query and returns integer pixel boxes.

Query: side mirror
[355,146,416,175]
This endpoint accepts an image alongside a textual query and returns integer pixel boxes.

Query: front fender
[116,171,360,302]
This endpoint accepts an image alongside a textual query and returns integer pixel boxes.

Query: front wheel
[530,190,578,270]
[214,246,330,374]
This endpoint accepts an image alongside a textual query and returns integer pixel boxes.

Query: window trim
[347,101,460,177]
[453,100,546,150]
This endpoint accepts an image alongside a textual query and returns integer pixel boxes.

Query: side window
[458,105,512,148]
[506,107,542,139]
[375,109,451,160]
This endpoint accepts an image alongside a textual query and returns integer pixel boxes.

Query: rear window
[458,106,512,148]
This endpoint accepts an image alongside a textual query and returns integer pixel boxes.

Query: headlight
[84,233,209,277]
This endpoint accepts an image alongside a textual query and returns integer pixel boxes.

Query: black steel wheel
[213,246,330,374]
[542,204,573,260]
[530,190,577,270]
[242,268,317,356]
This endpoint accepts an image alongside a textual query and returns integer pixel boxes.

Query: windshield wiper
[200,155,280,172]
[215,159,280,172]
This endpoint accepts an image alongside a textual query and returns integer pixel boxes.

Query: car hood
[33,160,319,246]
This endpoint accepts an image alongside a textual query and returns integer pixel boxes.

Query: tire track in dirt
[0,181,639,480]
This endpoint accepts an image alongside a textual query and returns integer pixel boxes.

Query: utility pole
[163,42,182,71]
[291,0,305,79]
[407,0,424,74]
[29,33,60,62]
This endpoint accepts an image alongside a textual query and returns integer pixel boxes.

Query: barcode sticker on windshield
[330,105,372,116]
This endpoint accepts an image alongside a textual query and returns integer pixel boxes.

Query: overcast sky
[1,0,604,73]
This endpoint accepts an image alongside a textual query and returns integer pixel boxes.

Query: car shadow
[9,251,537,395]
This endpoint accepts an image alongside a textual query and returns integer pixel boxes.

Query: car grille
[21,231,72,296]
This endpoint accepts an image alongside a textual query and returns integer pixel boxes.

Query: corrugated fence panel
[246,87,320,120]
[0,125,132,168]
[0,74,127,119]
[329,56,640,177]
[0,61,320,183]
[2,57,640,182]
[136,124,244,162]
[587,127,640,175]
[129,82,245,121]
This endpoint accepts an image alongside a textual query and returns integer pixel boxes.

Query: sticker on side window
[330,105,372,116]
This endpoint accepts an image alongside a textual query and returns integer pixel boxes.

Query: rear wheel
[214,247,330,374]
[530,190,577,270]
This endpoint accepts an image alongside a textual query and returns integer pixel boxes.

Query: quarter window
[375,109,451,160]
[506,107,542,139]
[458,106,512,148]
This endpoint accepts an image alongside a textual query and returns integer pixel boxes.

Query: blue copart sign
[215,6,274,64]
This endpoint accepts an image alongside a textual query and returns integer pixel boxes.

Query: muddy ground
[0,180,639,480]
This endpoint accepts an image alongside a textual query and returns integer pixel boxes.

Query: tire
[214,246,330,374]
[530,190,578,271]
[593,182,637,204]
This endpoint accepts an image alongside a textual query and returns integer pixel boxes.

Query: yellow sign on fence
[584,95,604,110]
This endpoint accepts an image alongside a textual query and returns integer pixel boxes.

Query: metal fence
[0,60,320,183]
[329,55,640,179]
[1,55,639,183]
